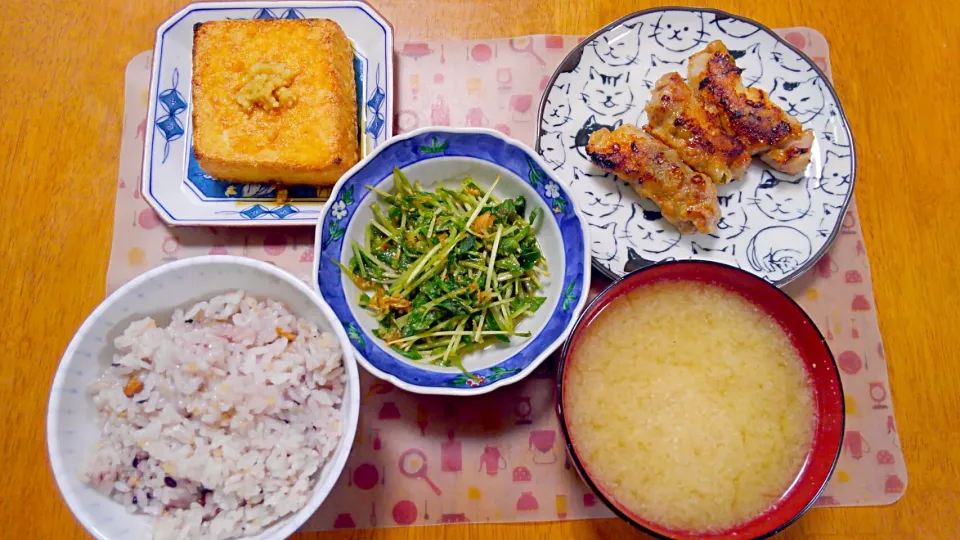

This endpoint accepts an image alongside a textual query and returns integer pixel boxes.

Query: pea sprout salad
[334,168,548,379]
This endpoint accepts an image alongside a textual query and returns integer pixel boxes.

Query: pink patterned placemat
[107,29,905,531]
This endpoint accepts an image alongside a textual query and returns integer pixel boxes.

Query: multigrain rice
[81,291,345,539]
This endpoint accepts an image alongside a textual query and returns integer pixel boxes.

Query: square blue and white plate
[142,1,394,227]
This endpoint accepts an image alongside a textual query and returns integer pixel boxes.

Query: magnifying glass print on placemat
[509,37,547,66]
[399,449,442,495]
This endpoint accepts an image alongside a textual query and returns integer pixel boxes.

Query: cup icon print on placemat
[333,513,356,529]
[844,431,871,459]
[379,402,401,420]
[517,492,539,511]
[465,107,489,127]
[400,42,432,59]
[529,430,557,464]
[441,430,462,472]
[497,67,513,88]
[869,382,889,409]
[417,403,430,435]
[556,495,568,518]
[479,445,507,476]
[431,97,451,125]
[513,466,532,482]
[818,495,839,506]
[515,396,533,425]
[510,94,534,122]
[885,475,905,494]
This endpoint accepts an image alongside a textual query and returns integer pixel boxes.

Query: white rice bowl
[48,257,360,540]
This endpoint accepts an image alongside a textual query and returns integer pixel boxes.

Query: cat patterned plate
[535,7,855,285]
[142,1,393,227]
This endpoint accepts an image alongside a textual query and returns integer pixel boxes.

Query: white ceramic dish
[47,256,360,540]
[142,1,394,226]
[313,127,591,396]
[536,7,856,285]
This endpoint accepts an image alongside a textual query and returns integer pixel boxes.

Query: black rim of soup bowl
[555,260,845,540]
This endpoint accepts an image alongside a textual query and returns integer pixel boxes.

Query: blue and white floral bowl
[313,127,591,396]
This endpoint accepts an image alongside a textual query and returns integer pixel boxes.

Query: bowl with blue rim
[313,127,591,395]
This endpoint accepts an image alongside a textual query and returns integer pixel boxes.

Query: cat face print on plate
[539,131,567,171]
[573,115,622,160]
[728,43,763,87]
[537,7,856,285]
[690,239,736,259]
[590,221,620,264]
[642,54,687,89]
[621,201,681,255]
[649,11,708,53]
[571,165,611,183]
[708,12,761,39]
[817,202,844,238]
[769,76,826,124]
[581,178,625,219]
[751,170,812,222]
[817,150,853,198]
[589,22,643,66]
[542,82,573,128]
[769,41,815,75]
[580,67,634,117]
[711,191,749,240]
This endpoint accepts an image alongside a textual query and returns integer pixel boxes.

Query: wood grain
[2,0,959,538]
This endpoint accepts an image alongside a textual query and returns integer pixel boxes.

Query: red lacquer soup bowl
[556,261,844,539]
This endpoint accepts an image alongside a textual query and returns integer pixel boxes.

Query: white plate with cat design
[535,7,855,286]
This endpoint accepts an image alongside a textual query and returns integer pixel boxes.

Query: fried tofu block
[192,19,359,186]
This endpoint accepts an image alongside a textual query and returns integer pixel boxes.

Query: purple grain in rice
[80,291,346,539]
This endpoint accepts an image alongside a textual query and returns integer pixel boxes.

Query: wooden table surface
[2,0,958,538]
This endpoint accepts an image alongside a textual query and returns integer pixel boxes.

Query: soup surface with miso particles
[564,281,815,533]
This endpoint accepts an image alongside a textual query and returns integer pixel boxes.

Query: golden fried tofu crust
[192,19,359,186]
[586,125,720,234]
[645,72,752,184]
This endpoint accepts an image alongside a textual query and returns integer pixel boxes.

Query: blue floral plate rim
[312,126,592,396]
